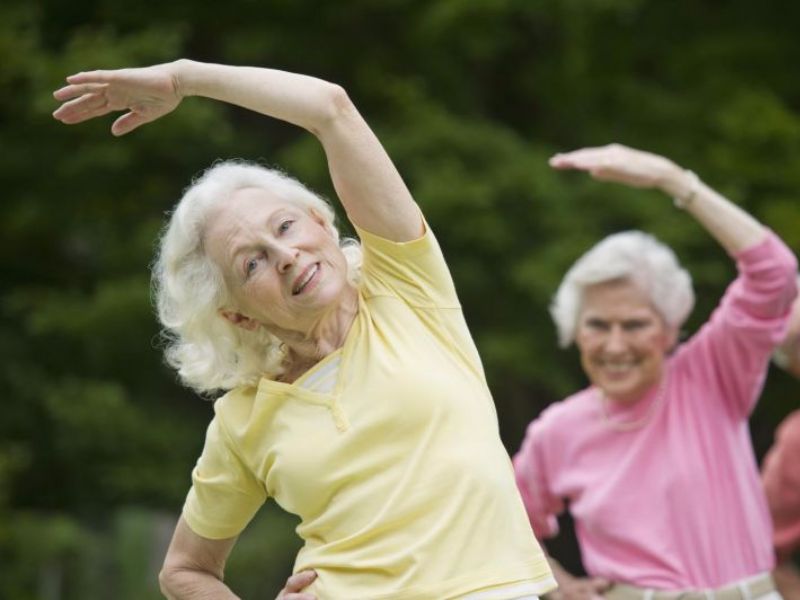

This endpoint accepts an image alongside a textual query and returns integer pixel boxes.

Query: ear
[663,327,679,352]
[219,309,261,331]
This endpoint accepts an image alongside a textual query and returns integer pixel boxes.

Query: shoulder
[356,219,460,308]
[357,216,438,255]
[516,388,596,483]
[525,387,596,442]
[212,385,260,440]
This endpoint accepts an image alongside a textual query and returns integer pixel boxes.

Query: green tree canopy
[2,0,799,593]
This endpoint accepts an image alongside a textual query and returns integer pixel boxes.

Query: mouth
[596,358,639,377]
[292,263,320,296]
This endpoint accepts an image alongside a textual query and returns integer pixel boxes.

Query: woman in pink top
[514,144,798,600]
[764,295,800,600]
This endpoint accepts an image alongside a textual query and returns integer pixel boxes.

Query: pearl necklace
[598,378,666,432]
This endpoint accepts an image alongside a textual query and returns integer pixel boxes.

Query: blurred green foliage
[2,0,799,595]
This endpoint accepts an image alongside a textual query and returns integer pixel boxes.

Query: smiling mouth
[597,360,640,375]
[292,263,320,295]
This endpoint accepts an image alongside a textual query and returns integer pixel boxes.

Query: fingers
[284,570,317,591]
[588,577,611,592]
[277,570,317,598]
[561,588,600,600]
[51,74,114,126]
[587,167,620,182]
[111,112,149,136]
[549,143,668,190]
[549,145,624,171]
[66,70,113,85]
[52,92,112,124]
[53,82,109,102]
[560,577,612,600]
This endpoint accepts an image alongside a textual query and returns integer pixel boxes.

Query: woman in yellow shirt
[53,59,555,600]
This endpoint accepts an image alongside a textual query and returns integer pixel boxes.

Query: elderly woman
[52,60,555,599]
[513,145,797,600]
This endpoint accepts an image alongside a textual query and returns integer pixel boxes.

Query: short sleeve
[513,418,565,540]
[677,232,798,419]
[355,220,461,309]
[182,416,267,540]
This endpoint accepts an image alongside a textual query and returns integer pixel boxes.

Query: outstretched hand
[276,569,317,600]
[550,143,683,194]
[52,62,183,136]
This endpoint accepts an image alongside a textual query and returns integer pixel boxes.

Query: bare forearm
[173,59,342,135]
[172,59,420,241]
[657,164,766,255]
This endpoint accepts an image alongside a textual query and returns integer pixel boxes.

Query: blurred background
[2,0,799,597]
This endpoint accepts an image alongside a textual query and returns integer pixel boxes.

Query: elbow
[775,233,799,278]
[158,560,226,598]
[158,562,194,599]
[159,565,177,598]
[312,83,358,136]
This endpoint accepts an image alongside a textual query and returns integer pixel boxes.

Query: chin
[304,282,348,312]
[597,379,644,403]
[607,391,642,404]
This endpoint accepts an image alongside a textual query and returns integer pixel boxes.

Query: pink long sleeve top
[514,232,798,589]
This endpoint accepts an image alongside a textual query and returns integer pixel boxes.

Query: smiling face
[575,278,676,403]
[203,186,351,334]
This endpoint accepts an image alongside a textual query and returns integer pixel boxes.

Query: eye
[623,319,650,332]
[244,253,265,279]
[278,219,295,234]
[585,318,610,332]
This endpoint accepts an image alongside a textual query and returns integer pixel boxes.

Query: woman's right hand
[52,61,183,136]
[276,570,317,600]
[548,576,611,600]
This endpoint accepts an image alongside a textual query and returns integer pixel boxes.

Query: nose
[273,243,298,273]
[604,325,627,353]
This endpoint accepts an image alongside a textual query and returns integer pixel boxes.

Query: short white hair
[152,160,362,395]
[550,230,694,347]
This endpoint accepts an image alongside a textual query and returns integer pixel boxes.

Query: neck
[599,376,666,431]
[603,375,664,406]
[273,285,358,368]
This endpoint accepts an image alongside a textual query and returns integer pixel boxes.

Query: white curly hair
[550,230,694,347]
[152,160,362,394]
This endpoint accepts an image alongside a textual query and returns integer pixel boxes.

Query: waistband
[604,573,776,600]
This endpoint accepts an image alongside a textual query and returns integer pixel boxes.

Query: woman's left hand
[549,142,769,253]
[549,143,684,195]
[52,62,183,136]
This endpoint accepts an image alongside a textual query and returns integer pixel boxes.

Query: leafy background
[2,0,799,596]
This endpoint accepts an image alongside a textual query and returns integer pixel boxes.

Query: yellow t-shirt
[183,224,553,599]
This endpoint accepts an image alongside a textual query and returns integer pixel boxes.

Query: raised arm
[52,59,422,242]
[549,143,766,254]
